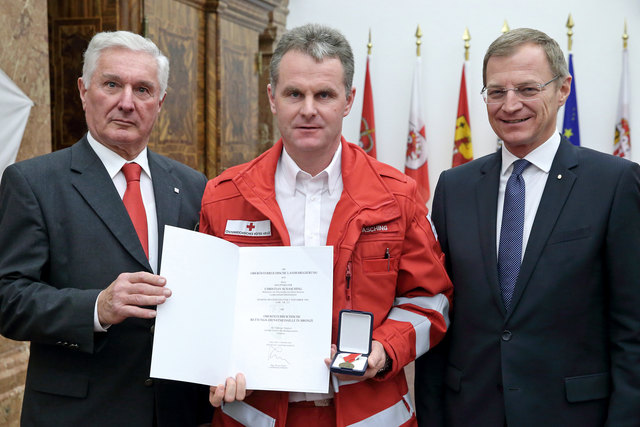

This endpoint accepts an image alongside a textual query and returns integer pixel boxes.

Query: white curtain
[0,68,33,178]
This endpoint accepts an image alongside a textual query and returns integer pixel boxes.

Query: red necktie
[122,163,149,258]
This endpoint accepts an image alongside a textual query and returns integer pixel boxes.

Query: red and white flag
[405,57,430,202]
[452,63,473,167]
[613,48,631,158]
[359,55,377,158]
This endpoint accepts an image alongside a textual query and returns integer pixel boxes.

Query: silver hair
[82,31,170,96]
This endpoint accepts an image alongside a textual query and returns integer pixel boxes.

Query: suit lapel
[149,151,183,267]
[70,137,151,271]
[507,139,578,318]
[475,153,505,314]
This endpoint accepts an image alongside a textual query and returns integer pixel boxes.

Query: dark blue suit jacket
[415,137,640,426]
[0,136,212,426]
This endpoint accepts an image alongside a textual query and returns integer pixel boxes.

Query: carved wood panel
[50,19,99,151]
[48,0,286,178]
[144,0,205,172]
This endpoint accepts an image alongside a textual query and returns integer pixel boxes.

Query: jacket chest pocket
[348,236,403,310]
[354,235,403,273]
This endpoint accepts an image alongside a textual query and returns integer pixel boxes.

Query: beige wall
[0,0,52,162]
[0,1,51,424]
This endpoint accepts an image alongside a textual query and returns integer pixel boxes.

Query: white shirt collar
[278,143,342,197]
[501,131,561,176]
[86,132,151,179]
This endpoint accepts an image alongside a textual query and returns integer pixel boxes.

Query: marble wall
[0,2,50,424]
[0,0,52,162]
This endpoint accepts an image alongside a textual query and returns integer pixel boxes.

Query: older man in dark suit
[0,31,211,426]
[415,28,640,426]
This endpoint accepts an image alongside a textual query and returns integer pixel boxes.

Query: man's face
[485,43,571,157]
[268,50,355,171]
[78,47,165,160]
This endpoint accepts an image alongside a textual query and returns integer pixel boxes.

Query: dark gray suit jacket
[0,136,212,426]
[415,138,640,426]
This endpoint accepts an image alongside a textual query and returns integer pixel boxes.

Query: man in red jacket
[200,23,452,427]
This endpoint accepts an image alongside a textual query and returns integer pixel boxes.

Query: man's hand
[209,373,248,407]
[97,272,170,326]
[325,340,388,381]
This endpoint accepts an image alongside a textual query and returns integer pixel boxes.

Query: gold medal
[339,361,354,369]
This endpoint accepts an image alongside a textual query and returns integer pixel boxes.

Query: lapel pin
[557,174,562,180]
[174,187,180,194]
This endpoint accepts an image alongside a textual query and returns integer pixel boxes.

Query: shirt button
[144,378,154,387]
[501,330,512,341]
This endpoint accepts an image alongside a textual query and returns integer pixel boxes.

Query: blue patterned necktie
[498,159,530,311]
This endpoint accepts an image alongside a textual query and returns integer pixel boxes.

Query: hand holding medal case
[330,310,373,376]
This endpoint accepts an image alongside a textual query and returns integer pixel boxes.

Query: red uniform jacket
[200,138,453,427]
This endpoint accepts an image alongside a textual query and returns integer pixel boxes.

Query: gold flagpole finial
[623,19,629,49]
[501,20,510,34]
[415,25,423,57]
[367,28,372,55]
[566,14,574,52]
[463,27,471,61]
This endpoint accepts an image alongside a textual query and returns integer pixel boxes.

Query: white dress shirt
[87,133,159,331]
[496,132,561,259]
[275,144,343,247]
[275,144,343,403]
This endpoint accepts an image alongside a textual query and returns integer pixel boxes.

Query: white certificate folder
[150,225,333,393]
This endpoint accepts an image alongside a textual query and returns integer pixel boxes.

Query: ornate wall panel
[208,0,279,175]
[144,0,206,172]
[258,0,288,148]
[48,0,134,152]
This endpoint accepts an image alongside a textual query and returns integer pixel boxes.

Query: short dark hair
[270,24,354,98]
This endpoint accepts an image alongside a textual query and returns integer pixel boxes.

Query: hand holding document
[150,226,333,393]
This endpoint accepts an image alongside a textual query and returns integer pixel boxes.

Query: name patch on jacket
[225,220,271,237]
[361,223,396,234]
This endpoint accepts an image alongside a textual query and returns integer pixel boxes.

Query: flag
[359,55,377,158]
[0,68,33,178]
[452,63,473,167]
[563,53,580,146]
[405,57,430,202]
[613,48,631,158]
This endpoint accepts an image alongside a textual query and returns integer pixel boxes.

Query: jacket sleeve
[372,179,453,378]
[0,165,98,352]
[605,160,640,424]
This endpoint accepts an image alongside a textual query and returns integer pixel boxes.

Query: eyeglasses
[481,75,560,104]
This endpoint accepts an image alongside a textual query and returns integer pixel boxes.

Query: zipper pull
[345,261,352,302]
[384,248,390,271]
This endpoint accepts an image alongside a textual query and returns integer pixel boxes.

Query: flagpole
[405,24,430,202]
[463,28,470,61]
[359,29,377,158]
[563,13,581,146]
[453,28,473,167]
[566,14,574,52]
[501,20,510,34]
[614,20,631,158]
[496,21,509,151]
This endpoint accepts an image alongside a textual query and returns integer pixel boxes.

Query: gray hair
[270,24,354,98]
[483,28,569,87]
[82,31,170,96]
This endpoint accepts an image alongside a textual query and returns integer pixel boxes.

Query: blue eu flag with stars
[563,53,580,146]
